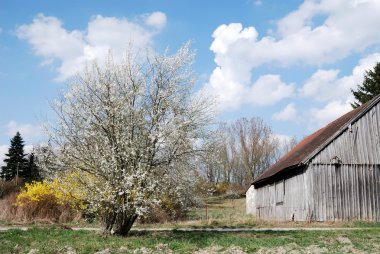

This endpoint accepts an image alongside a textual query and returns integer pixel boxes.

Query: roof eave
[252,163,305,188]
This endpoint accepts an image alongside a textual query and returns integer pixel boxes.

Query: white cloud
[17,13,166,81]
[308,99,352,129]
[0,145,7,166]
[300,53,380,101]
[204,0,380,112]
[204,66,247,111]
[250,75,295,106]
[301,69,342,100]
[202,71,294,111]
[273,103,297,121]
[24,145,33,154]
[211,1,380,67]
[5,121,41,142]
[272,133,298,157]
[274,134,292,146]
[145,12,167,30]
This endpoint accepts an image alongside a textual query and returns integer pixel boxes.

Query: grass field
[1,226,380,253]
[1,196,380,253]
[134,197,380,230]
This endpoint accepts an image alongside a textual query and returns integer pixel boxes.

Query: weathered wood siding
[255,170,313,221]
[254,101,380,221]
[308,102,380,221]
[308,164,380,221]
[255,163,380,222]
[312,102,380,165]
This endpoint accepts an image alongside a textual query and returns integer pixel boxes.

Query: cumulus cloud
[273,134,293,147]
[203,71,294,111]
[250,75,295,106]
[204,67,247,111]
[212,1,380,67]
[308,99,352,129]
[273,103,297,121]
[16,13,166,81]
[272,133,299,157]
[24,145,33,154]
[300,53,380,101]
[203,36,295,110]
[145,11,167,30]
[5,121,41,142]
[0,145,7,166]
[203,0,380,112]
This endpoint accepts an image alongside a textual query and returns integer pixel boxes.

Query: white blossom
[36,42,214,235]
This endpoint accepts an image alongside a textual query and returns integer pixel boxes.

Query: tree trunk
[111,213,138,236]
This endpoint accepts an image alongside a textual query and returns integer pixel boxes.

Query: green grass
[1,226,380,253]
[2,196,380,253]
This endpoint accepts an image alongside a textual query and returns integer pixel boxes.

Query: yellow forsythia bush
[214,182,229,195]
[16,181,56,206]
[50,171,89,210]
[16,172,88,210]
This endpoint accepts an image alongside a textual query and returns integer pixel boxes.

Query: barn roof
[253,95,380,186]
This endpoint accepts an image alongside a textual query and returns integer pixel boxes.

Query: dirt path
[0,226,373,232]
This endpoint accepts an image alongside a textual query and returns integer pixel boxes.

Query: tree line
[199,117,297,187]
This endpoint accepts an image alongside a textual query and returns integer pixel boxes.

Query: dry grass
[187,197,254,226]
[133,196,255,229]
[0,179,23,199]
[134,196,380,229]
[0,182,81,224]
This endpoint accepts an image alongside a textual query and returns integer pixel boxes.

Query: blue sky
[1,0,380,163]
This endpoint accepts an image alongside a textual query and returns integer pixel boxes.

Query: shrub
[13,180,80,223]
[140,181,198,224]
[50,171,89,210]
[17,176,88,208]
[0,189,79,223]
[12,178,87,223]
[192,181,248,198]
[16,181,56,206]
[214,183,229,195]
[225,183,247,198]
[0,178,24,199]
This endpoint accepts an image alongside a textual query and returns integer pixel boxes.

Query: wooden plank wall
[255,102,380,222]
[255,164,380,222]
[313,102,380,165]
[309,164,380,221]
[255,170,313,221]
[309,102,380,221]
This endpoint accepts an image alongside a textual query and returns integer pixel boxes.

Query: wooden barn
[246,95,380,222]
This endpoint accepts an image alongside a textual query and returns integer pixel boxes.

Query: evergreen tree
[351,62,380,108]
[0,132,28,181]
[26,153,42,181]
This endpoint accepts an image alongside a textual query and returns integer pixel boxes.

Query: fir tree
[351,62,380,108]
[25,153,42,181]
[0,132,28,181]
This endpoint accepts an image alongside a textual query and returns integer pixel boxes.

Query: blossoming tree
[39,43,213,235]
